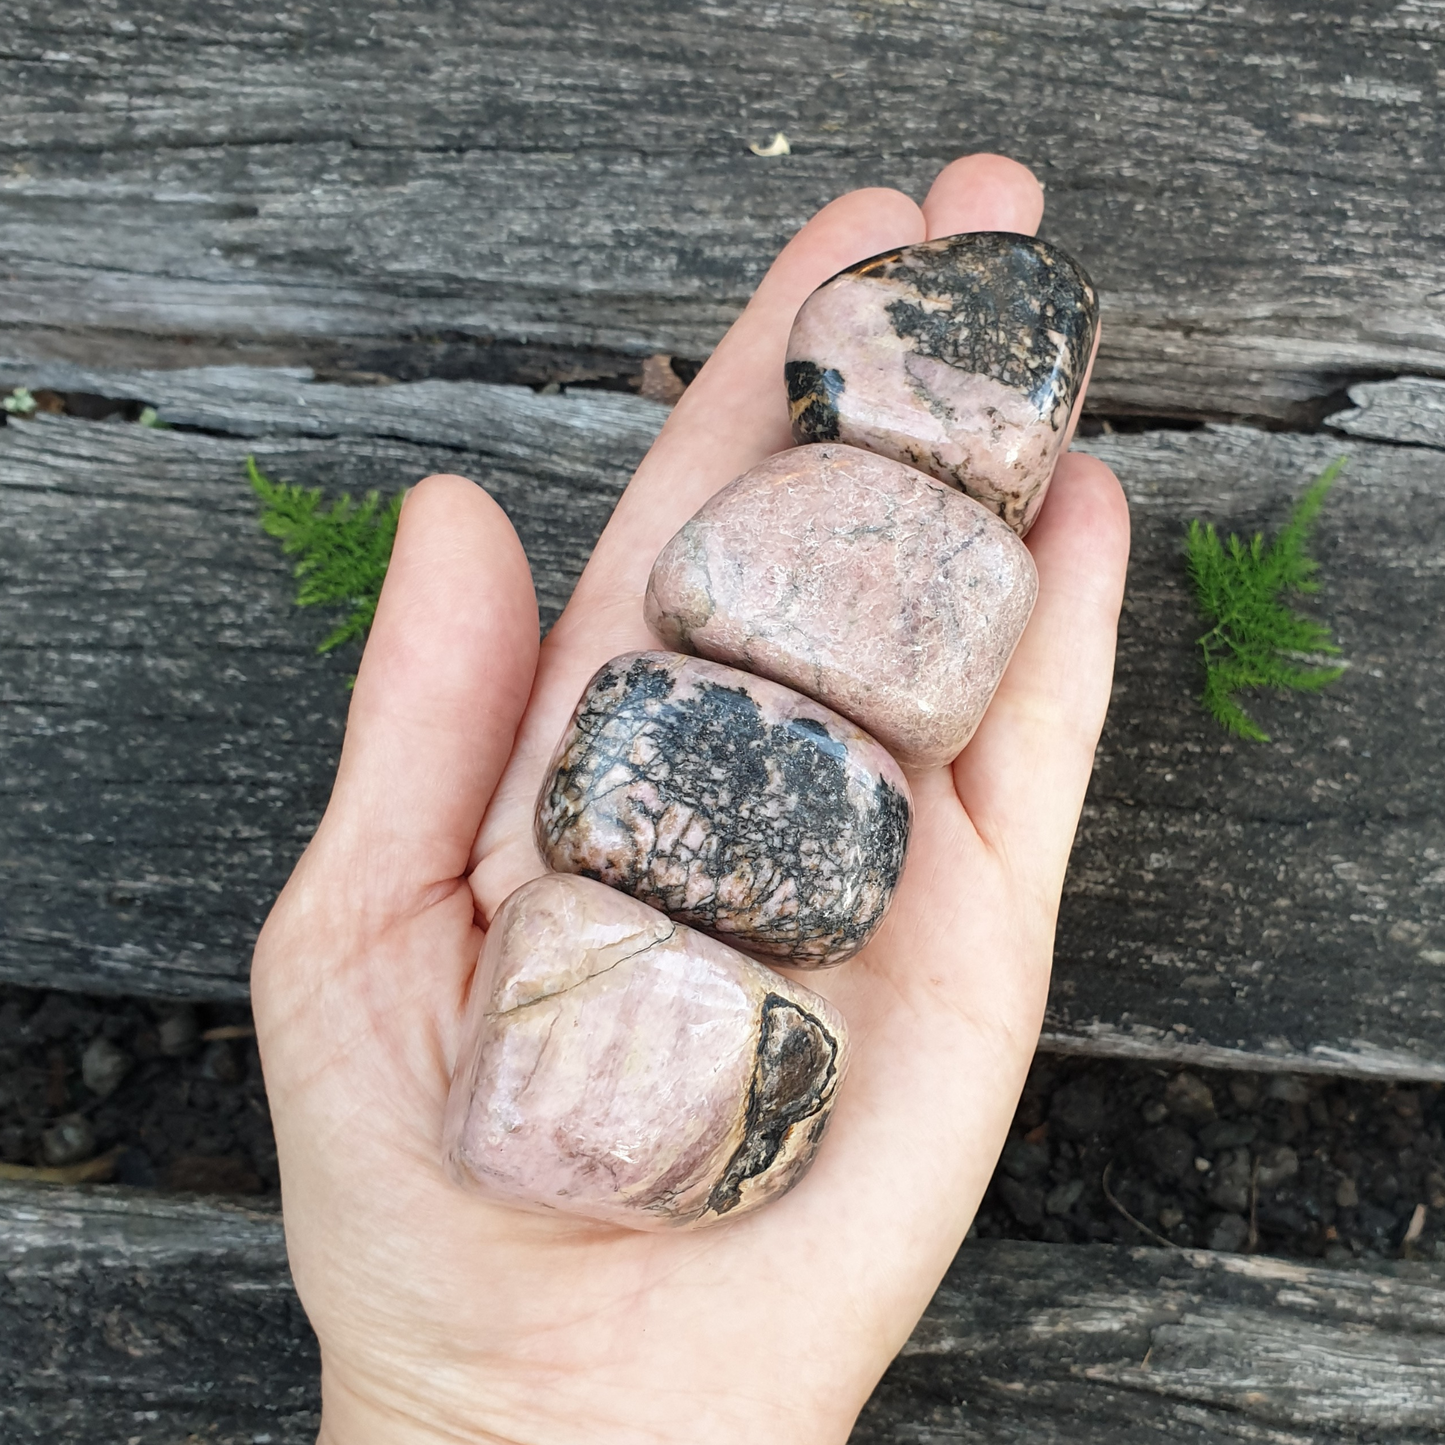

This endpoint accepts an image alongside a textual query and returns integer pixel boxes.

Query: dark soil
[3,983,1443,1265]
[0,986,276,1196]
[974,1054,1445,1263]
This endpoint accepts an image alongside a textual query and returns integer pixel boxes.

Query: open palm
[252,153,1130,1445]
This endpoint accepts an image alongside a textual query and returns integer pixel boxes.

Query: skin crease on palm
[250,153,1131,1445]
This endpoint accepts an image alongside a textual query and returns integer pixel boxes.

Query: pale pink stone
[786,232,1097,535]
[445,874,849,1230]
[645,444,1038,769]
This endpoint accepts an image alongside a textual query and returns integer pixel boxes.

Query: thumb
[315,473,540,906]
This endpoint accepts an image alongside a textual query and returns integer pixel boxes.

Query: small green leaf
[247,456,404,671]
[2,386,37,417]
[1184,457,1347,742]
[137,405,169,429]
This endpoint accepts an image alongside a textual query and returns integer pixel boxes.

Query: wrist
[313,1357,855,1445]
[316,1368,520,1445]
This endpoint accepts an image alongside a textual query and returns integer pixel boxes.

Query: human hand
[252,153,1130,1445]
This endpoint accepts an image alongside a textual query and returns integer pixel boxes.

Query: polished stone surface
[536,651,911,966]
[786,231,1097,534]
[445,874,849,1230]
[646,443,1038,769]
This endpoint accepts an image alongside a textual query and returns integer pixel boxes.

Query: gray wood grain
[0,360,668,488]
[855,1237,1445,1443]
[3,364,1444,1078]
[5,1180,1443,1444]
[0,375,654,998]
[1051,423,1445,1081]
[0,1182,317,1445]
[3,0,1444,422]
[1330,376,1445,450]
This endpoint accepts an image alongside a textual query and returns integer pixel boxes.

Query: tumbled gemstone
[785,231,1097,534]
[536,651,911,966]
[445,873,849,1230]
[645,444,1037,769]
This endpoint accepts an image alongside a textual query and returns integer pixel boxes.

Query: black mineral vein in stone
[785,359,844,441]
[876,234,1095,418]
[537,655,910,959]
[794,233,1097,440]
[707,994,840,1216]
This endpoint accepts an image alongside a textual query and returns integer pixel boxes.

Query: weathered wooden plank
[5,1180,1443,1444]
[0,1182,317,1444]
[0,360,667,487]
[1049,423,1445,1080]
[0,373,658,998]
[1330,376,1445,450]
[3,0,1444,422]
[3,365,1443,1075]
[855,1238,1445,1443]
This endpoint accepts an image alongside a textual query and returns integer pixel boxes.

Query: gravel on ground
[0,986,276,1195]
[975,1054,1445,1262]
[4,985,1443,1265]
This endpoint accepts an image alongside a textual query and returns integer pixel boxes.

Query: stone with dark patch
[786,232,1098,534]
[445,874,848,1230]
[536,652,912,966]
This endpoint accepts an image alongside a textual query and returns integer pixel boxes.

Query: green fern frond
[1184,457,1347,742]
[247,456,403,659]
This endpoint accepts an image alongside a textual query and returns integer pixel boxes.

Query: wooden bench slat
[857,1237,1445,1442]
[0,375,649,999]
[1053,422,1445,1079]
[3,366,1443,1076]
[1330,377,1445,451]
[3,2,1444,423]
[0,1184,317,1445]
[5,1181,1443,1444]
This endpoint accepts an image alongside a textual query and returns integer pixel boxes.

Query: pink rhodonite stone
[645,444,1038,770]
[536,652,911,967]
[785,231,1098,535]
[445,874,849,1230]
